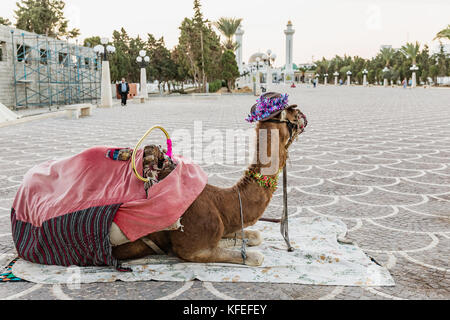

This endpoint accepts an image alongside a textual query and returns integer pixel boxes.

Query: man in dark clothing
[118,78,130,106]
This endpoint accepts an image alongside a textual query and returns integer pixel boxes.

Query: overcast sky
[1,0,449,66]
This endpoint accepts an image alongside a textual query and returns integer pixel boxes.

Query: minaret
[235,27,245,73]
[284,21,295,83]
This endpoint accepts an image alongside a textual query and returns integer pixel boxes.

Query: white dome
[248,52,266,64]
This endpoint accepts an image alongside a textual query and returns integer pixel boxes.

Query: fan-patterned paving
[0,85,449,300]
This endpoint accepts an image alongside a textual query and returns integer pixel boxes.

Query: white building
[236,21,300,87]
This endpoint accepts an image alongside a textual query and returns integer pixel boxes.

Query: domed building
[248,52,266,64]
[242,52,281,84]
[235,21,299,88]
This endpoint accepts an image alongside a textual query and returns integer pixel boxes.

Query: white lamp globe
[93,44,104,54]
[272,54,277,60]
[267,49,272,55]
[106,45,115,53]
[144,56,150,63]
[136,56,143,63]
[100,37,108,45]
[139,50,146,57]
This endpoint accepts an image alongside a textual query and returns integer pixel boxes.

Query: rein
[236,189,248,264]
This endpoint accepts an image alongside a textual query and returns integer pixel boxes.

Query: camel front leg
[182,247,264,267]
[221,230,262,248]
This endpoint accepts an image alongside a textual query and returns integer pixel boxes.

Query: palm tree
[434,25,450,41]
[379,47,395,86]
[380,47,395,68]
[401,42,420,65]
[401,42,421,88]
[214,17,243,50]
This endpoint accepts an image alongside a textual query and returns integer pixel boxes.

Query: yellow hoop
[131,126,171,183]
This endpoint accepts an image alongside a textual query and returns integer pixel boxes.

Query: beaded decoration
[246,170,279,190]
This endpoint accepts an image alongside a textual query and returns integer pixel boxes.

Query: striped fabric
[11,204,122,268]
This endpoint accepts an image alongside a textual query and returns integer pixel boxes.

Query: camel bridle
[264,110,308,150]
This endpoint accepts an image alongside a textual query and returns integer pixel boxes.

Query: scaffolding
[10,30,101,110]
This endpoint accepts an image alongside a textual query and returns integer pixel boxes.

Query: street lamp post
[334,71,339,86]
[242,65,250,83]
[398,49,419,88]
[263,50,277,86]
[324,73,329,85]
[253,57,262,96]
[410,65,419,88]
[94,38,116,108]
[363,69,368,87]
[346,71,352,86]
[136,50,150,102]
[315,74,319,87]
[382,67,389,87]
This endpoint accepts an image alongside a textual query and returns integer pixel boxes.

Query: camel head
[247,92,308,175]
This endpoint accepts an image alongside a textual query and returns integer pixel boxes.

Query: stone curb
[0,110,66,128]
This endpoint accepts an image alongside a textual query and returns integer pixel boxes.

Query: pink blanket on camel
[13,146,208,242]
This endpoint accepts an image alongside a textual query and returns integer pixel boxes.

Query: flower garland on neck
[246,170,279,190]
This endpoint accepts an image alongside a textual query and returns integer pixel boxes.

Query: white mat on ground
[12,217,395,286]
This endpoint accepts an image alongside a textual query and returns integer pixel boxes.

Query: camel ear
[280,110,288,121]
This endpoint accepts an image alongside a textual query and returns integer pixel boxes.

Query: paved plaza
[0,85,449,300]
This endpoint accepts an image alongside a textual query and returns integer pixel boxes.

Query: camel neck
[224,169,278,231]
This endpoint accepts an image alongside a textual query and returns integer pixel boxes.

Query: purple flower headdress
[245,94,289,123]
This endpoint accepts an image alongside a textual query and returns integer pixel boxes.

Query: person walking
[118,78,130,106]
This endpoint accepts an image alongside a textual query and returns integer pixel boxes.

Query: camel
[111,94,307,266]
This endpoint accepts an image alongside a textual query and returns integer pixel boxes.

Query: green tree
[352,56,366,84]
[147,34,175,92]
[380,47,395,67]
[401,42,420,65]
[0,17,12,26]
[129,35,147,83]
[171,46,191,91]
[83,36,101,48]
[339,65,351,81]
[214,17,242,50]
[417,45,431,83]
[110,28,133,82]
[434,25,450,41]
[178,18,201,86]
[177,0,223,92]
[14,0,80,39]
[221,50,240,91]
[429,65,439,82]
[434,42,449,77]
